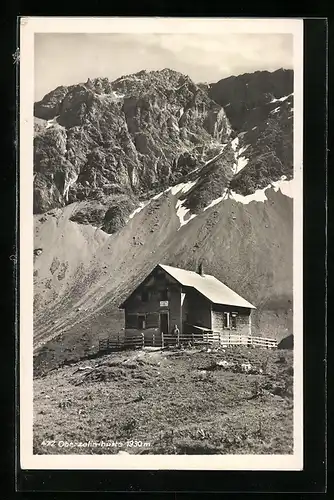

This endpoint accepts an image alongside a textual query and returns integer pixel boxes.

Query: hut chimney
[198,261,204,276]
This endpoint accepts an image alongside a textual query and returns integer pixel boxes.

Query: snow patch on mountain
[233,143,250,174]
[128,179,199,223]
[270,93,293,103]
[203,189,229,211]
[231,137,239,151]
[45,115,61,129]
[151,191,164,201]
[114,75,142,84]
[175,199,197,229]
[170,179,198,196]
[229,177,295,204]
[113,91,125,99]
[128,176,294,226]
[128,202,148,219]
[202,145,228,167]
[172,121,180,132]
[271,176,295,198]
[202,177,294,211]
[171,179,201,228]
[239,145,249,156]
[98,91,125,100]
[229,188,268,204]
[235,156,249,173]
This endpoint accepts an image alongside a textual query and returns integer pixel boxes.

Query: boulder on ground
[278,334,293,350]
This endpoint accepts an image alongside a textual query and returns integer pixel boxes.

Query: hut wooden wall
[211,305,252,336]
[124,268,182,337]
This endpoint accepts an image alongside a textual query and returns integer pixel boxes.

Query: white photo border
[19,16,304,471]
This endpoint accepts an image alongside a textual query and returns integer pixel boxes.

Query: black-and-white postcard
[20,17,303,471]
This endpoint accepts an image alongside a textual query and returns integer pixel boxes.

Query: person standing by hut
[172,324,180,347]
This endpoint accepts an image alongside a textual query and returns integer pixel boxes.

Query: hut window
[141,290,149,302]
[146,312,159,328]
[160,289,168,300]
[125,314,138,329]
[223,312,230,329]
[138,314,146,329]
[231,314,237,329]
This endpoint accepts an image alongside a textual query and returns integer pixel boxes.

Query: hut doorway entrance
[160,312,169,335]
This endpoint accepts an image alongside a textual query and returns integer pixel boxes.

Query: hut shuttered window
[223,312,230,329]
[126,313,158,329]
[125,314,138,329]
[137,314,146,329]
[146,312,159,328]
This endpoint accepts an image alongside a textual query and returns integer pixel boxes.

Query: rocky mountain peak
[33,69,232,216]
[33,67,293,233]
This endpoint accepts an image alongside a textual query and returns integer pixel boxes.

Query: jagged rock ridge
[34,68,294,232]
[208,68,294,195]
[34,69,232,223]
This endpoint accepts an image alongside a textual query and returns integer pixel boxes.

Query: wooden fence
[99,333,144,352]
[98,330,277,353]
[218,333,278,348]
[163,331,277,348]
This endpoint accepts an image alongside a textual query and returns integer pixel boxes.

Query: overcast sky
[34,33,293,101]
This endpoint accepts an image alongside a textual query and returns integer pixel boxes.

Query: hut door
[160,312,169,334]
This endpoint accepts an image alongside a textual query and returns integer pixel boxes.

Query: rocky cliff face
[208,69,294,195]
[34,68,293,231]
[34,69,231,224]
[33,68,295,373]
[208,68,293,130]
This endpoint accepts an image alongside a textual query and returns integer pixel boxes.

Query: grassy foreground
[33,345,293,455]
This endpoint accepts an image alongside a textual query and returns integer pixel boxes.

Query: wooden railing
[98,330,278,353]
[99,333,144,352]
[217,333,278,348]
[166,331,278,349]
[245,336,278,348]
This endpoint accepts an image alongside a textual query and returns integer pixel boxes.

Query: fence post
[161,331,164,349]
[141,332,145,349]
[153,332,155,347]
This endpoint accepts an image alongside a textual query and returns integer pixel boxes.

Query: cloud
[34,33,293,100]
